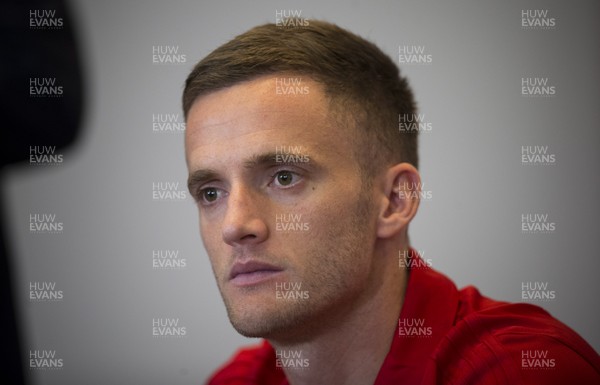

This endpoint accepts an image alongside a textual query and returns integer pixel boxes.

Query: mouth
[229,260,283,287]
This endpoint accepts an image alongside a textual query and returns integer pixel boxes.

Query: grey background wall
[5,0,599,383]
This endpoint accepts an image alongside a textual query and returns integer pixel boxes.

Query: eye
[277,171,293,186]
[198,187,221,205]
[271,170,300,188]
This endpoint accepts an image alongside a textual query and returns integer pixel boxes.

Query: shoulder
[427,286,600,384]
[206,340,287,385]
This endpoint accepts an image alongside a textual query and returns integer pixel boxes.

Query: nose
[222,184,269,247]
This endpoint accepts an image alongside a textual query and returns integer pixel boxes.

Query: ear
[376,163,421,239]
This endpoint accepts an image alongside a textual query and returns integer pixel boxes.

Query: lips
[229,260,283,286]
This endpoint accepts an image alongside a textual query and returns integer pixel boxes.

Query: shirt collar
[374,248,460,381]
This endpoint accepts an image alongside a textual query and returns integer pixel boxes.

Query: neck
[269,242,409,385]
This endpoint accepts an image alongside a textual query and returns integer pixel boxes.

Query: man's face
[185,75,379,341]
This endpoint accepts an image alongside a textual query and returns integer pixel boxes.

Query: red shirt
[207,253,600,384]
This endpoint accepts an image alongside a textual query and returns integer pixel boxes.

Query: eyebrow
[187,151,315,194]
[187,169,220,194]
[243,152,280,168]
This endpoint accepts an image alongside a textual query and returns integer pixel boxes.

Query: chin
[227,303,292,337]
[229,313,277,338]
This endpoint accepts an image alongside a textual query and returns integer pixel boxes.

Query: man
[183,20,599,384]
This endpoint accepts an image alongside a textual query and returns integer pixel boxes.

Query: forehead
[185,75,352,167]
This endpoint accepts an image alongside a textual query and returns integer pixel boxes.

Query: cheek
[199,208,222,242]
[291,211,373,301]
[198,215,226,269]
[303,188,358,231]
[298,192,371,255]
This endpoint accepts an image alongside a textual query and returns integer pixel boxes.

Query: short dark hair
[183,19,418,173]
